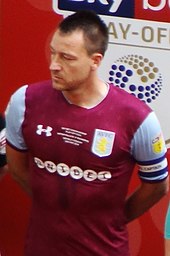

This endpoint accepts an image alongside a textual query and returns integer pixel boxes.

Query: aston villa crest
[92,129,115,157]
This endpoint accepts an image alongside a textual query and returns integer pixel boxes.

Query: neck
[62,79,109,108]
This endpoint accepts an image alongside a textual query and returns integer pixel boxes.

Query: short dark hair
[58,10,108,56]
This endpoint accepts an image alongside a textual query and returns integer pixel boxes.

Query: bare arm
[165,239,170,256]
[125,177,169,223]
[0,164,8,180]
[6,144,32,195]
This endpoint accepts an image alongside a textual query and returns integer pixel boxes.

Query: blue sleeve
[165,204,170,239]
[131,111,168,182]
[5,85,28,151]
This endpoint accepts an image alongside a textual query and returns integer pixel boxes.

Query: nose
[49,55,62,71]
[49,62,61,71]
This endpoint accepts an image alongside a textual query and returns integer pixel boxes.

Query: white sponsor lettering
[70,166,84,179]
[34,157,112,182]
[139,158,167,172]
[57,127,89,146]
[57,163,70,176]
[84,169,98,181]
[98,171,112,180]
[34,157,44,168]
[143,0,170,11]
[45,161,57,173]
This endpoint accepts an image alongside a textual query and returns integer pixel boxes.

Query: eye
[62,54,76,60]
[50,46,56,55]
[50,49,55,55]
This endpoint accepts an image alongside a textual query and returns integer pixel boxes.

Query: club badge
[92,129,115,157]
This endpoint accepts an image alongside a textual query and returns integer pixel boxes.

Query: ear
[91,53,103,71]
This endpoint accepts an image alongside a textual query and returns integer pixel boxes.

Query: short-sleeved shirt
[5,81,168,256]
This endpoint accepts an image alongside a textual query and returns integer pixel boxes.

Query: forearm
[125,177,169,223]
[0,164,8,180]
[165,239,170,256]
[10,168,32,195]
[6,145,32,196]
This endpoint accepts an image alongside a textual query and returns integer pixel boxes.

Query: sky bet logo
[53,0,134,17]
[53,0,170,22]
[61,0,124,13]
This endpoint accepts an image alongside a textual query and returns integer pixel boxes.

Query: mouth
[52,75,63,81]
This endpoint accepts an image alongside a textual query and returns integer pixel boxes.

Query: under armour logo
[36,125,53,137]
[68,0,123,12]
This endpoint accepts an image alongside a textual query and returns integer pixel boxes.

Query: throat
[62,82,109,109]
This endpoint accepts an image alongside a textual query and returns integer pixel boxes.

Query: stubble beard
[52,77,88,92]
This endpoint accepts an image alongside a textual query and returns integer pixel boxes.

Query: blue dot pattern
[108,55,162,104]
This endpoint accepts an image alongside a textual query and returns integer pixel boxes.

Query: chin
[52,81,64,91]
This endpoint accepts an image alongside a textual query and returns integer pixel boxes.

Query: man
[5,10,169,256]
[0,113,7,179]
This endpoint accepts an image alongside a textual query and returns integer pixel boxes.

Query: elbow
[11,172,21,183]
[165,177,169,195]
[161,176,169,196]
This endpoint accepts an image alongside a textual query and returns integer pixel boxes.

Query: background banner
[1,1,170,255]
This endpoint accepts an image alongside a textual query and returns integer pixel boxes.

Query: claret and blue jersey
[5,80,168,256]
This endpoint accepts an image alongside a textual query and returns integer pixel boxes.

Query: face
[49,30,96,92]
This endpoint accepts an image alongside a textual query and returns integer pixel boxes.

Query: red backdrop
[0,1,169,255]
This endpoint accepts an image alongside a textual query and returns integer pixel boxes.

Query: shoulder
[9,80,53,105]
[10,84,28,101]
[25,80,55,100]
[110,85,150,108]
[6,85,28,115]
[109,85,152,121]
[27,80,52,92]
